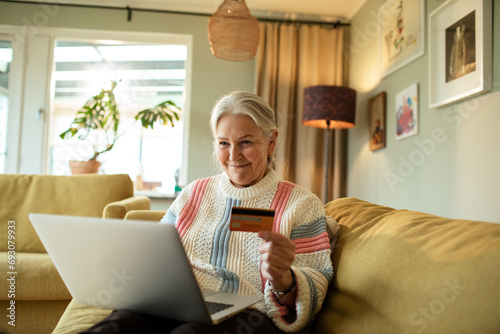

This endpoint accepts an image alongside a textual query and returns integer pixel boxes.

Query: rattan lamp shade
[208,0,259,62]
[303,85,356,129]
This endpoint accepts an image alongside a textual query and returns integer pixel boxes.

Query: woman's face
[216,113,277,188]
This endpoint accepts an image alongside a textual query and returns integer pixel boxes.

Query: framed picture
[368,92,386,151]
[396,83,418,140]
[379,0,425,78]
[429,0,492,108]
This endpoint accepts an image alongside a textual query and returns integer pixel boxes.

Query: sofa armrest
[124,210,166,222]
[103,195,151,219]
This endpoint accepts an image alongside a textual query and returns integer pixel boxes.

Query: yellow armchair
[0,173,150,334]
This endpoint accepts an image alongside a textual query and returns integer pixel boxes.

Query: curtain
[255,22,349,203]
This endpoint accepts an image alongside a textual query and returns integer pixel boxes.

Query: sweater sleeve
[264,193,333,333]
[159,182,193,226]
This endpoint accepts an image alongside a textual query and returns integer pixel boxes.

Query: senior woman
[83,91,333,334]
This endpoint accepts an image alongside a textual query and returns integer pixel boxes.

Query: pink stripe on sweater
[177,178,210,239]
[294,232,330,254]
[295,244,330,254]
[270,182,295,233]
[260,182,295,291]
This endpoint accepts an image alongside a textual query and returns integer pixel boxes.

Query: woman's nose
[229,146,241,160]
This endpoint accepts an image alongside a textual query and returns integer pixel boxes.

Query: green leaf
[59,80,182,160]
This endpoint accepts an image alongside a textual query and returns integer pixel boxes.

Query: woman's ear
[268,130,279,156]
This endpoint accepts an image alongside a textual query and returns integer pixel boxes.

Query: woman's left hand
[258,230,296,292]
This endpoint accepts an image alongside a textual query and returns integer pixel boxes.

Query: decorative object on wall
[303,85,356,203]
[429,0,492,108]
[369,92,386,151]
[396,83,419,140]
[379,0,425,78]
[208,0,259,62]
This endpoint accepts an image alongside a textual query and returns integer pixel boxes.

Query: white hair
[210,91,278,168]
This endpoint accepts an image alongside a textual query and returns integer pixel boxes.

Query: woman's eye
[241,140,252,145]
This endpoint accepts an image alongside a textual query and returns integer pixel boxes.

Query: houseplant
[59,80,180,174]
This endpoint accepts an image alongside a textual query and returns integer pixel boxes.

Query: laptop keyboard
[205,301,234,315]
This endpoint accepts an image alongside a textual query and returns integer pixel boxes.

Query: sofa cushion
[314,197,500,334]
[52,299,112,334]
[124,210,166,222]
[0,174,134,253]
[0,252,71,300]
[1,300,70,334]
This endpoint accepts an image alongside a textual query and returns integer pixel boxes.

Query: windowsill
[134,189,177,200]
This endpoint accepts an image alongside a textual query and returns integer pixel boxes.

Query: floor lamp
[302,85,357,203]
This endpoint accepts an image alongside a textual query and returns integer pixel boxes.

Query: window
[0,40,11,173]
[49,39,189,195]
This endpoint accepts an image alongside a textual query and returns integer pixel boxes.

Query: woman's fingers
[258,230,295,287]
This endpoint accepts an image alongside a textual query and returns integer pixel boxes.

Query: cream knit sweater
[161,169,333,332]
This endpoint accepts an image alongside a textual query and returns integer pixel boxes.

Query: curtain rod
[1,0,350,27]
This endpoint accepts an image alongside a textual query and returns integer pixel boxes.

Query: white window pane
[48,39,187,195]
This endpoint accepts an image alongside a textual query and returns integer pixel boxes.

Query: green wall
[347,0,500,223]
[0,1,256,184]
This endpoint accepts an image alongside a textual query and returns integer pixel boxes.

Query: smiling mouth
[228,164,249,168]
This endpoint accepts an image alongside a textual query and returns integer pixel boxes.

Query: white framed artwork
[379,0,425,78]
[428,0,492,108]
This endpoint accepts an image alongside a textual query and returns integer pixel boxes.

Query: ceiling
[24,0,367,22]
[127,0,367,20]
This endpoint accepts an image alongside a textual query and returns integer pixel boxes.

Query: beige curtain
[255,22,349,203]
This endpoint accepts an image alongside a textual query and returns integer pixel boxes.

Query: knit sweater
[160,169,333,333]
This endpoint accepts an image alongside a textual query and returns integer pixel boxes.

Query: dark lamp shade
[208,0,260,62]
[303,85,357,129]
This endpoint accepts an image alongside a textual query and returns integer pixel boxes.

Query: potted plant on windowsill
[59,80,180,174]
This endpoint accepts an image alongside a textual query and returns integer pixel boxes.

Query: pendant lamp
[208,0,260,62]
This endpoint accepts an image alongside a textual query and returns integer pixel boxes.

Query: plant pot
[69,160,101,175]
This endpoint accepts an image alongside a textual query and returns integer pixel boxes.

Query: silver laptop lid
[30,213,213,324]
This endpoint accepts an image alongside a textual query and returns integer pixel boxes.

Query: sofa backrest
[314,197,500,334]
[0,174,134,253]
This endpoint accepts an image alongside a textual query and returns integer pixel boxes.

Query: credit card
[229,207,275,232]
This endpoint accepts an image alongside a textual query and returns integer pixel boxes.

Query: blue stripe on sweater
[160,210,177,226]
[210,198,241,294]
[289,217,327,240]
[299,269,319,324]
[318,267,334,282]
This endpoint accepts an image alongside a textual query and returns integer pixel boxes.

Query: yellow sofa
[53,197,500,334]
[0,174,150,334]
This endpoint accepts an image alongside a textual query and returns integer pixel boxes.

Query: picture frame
[368,92,386,151]
[379,0,425,78]
[428,0,492,108]
[396,83,418,141]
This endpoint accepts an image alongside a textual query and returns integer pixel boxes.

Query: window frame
[0,28,25,174]
[0,25,193,183]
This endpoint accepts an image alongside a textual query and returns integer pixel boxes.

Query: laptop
[29,213,263,325]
